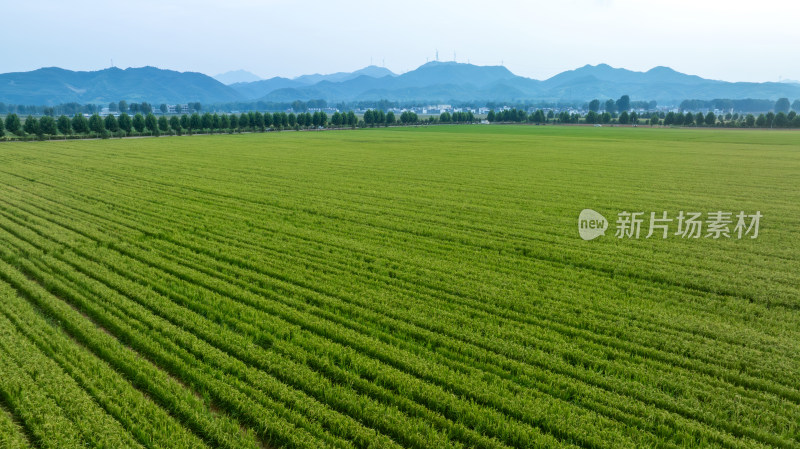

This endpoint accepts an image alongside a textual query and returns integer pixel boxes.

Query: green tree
[755,114,766,127]
[109,102,118,113]
[212,113,221,131]
[180,114,189,130]
[237,113,248,130]
[704,111,716,126]
[104,114,119,132]
[23,115,39,135]
[774,112,789,128]
[439,111,451,123]
[118,100,128,113]
[601,112,611,123]
[385,111,395,125]
[132,113,146,132]
[585,110,598,124]
[219,114,230,130]
[144,113,158,135]
[160,104,168,114]
[287,113,297,127]
[118,113,132,134]
[5,114,22,135]
[228,114,237,129]
[331,111,343,126]
[201,112,213,130]
[650,113,659,126]
[683,112,694,126]
[158,116,169,132]
[694,112,705,126]
[774,98,790,114]
[254,112,265,131]
[39,116,57,135]
[263,112,272,128]
[604,99,616,114]
[618,111,629,124]
[0,118,4,137]
[791,99,800,112]
[615,95,630,113]
[588,99,600,112]
[486,110,496,122]
[190,113,202,131]
[90,114,107,133]
[57,115,72,134]
[169,116,181,133]
[71,114,89,134]
[766,112,775,128]
[745,114,755,127]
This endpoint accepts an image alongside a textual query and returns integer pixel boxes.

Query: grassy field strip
[4,156,797,309]
[1,174,800,400]
[0,389,31,449]
[0,167,792,444]
[0,278,213,449]
[0,295,144,448]
[3,167,796,438]
[0,260,264,449]
[0,126,797,448]
[0,183,595,449]
[3,164,796,354]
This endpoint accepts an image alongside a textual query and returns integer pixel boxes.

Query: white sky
[2,0,798,82]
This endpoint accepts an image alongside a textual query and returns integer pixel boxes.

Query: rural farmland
[0,125,799,448]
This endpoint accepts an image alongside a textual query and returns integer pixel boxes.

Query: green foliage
[170,116,182,133]
[37,116,56,135]
[615,95,630,113]
[104,114,119,132]
[774,98,790,114]
[23,115,39,135]
[5,113,22,135]
[132,114,145,133]
[57,115,72,134]
[71,114,89,134]
[118,113,132,134]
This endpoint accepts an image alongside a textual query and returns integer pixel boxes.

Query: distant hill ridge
[2,62,799,106]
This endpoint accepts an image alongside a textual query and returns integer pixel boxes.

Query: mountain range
[2,63,799,106]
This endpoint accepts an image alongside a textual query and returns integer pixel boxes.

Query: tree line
[0,109,427,140]
[3,106,798,140]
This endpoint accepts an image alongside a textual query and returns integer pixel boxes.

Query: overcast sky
[3,0,798,82]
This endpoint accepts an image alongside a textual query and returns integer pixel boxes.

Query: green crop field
[0,125,798,449]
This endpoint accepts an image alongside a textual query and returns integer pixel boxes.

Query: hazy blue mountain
[3,63,800,106]
[229,77,307,99]
[293,65,396,85]
[230,66,397,99]
[213,70,262,84]
[0,66,242,105]
[257,61,537,102]
[538,64,800,102]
